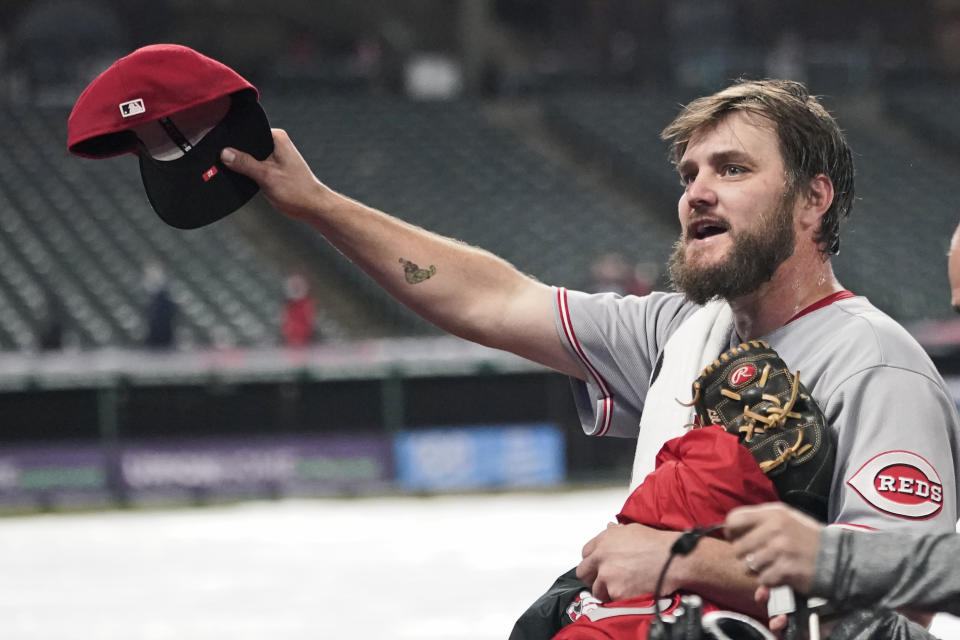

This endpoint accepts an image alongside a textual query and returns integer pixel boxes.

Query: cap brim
[138,92,274,229]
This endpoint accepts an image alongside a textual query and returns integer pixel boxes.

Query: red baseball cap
[67,44,274,229]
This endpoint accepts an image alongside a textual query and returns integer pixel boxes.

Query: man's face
[949,223,960,313]
[668,111,798,305]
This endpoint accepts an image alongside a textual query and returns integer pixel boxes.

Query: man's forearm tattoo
[399,257,437,284]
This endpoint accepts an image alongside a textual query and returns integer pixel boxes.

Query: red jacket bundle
[553,425,779,639]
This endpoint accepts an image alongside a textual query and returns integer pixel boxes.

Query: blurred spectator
[350,35,383,86]
[765,30,807,84]
[589,253,654,296]
[10,0,129,104]
[935,3,960,77]
[36,289,63,351]
[143,264,177,350]
[282,272,316,347]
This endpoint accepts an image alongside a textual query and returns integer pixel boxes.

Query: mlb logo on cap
[120,99,146,118]
[67,44,274,229]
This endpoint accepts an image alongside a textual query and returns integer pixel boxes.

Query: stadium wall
[0,337,636,511]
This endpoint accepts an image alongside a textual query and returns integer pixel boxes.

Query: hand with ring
[724,503,822,593]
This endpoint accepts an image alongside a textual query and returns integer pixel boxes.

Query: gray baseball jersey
[553,288,960,533]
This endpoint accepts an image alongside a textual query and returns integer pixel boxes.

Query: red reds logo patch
[202,166,219,182]
[847,451,943,520]
[728,364,756,387]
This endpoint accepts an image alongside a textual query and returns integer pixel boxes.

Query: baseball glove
[684,340,836,521]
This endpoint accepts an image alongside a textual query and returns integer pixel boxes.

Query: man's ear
[797,174,834,232]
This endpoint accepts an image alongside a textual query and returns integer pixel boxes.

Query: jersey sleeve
[813,609,938,640]
[826,366,960,534]
[814,527,960,615]
[552,288,696,438]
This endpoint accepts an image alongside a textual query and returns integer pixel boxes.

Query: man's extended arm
[221,131,583,378]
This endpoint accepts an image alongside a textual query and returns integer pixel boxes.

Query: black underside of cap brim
[138,91,274,229]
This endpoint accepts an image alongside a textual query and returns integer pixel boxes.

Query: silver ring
[745,553,759,573]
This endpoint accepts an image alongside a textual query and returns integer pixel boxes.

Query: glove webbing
[722,365,812,473]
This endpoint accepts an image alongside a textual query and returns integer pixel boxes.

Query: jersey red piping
[558,288,613,436]
[786,290,855,325]
[830,522,877,531]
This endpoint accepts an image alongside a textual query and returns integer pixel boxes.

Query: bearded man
[221,79,960,630]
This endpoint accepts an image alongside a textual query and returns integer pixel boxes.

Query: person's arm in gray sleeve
[825,609,941,640]
[814,527,960,616]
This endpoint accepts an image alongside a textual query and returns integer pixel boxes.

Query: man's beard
[668,196,796,305]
